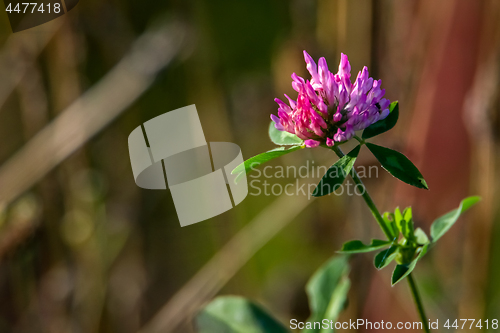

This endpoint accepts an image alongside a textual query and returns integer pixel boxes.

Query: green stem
[353,135,365,144]
[331,145,430,333]
[408,274,431,333]
[331,146,393,240]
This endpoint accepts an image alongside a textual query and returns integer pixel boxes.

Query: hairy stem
[331,145,430,333]
[408,274,431,333]
[331,146,393,240]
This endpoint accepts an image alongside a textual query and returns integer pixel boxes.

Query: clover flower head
[271,51,391,147]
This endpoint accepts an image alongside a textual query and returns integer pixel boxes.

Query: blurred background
[0,0,499,332]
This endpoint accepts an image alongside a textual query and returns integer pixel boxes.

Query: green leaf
[339,239,392,253]
[195,296,288,333]
[382,212,399,240]
[312,145,361,197]
[362,101,399,139]
[268,121,304,146]
[403,207,412,221]
[391,245,428,285]
[305,256,350,333]
[394,207,404,232]
[430,196,481,242]
[231,146,303,181]
[366,143,428,190]
[414,228,430,245]
[401,219,415,241]
[374,246,399,270]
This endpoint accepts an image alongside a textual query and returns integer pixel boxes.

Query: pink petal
[304,139,320,148]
